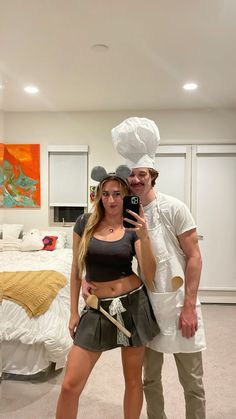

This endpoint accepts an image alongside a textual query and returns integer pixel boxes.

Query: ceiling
[0,0,236,112]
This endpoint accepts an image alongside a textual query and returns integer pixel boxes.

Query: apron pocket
[147,288,183,336]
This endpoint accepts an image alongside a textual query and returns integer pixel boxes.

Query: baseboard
[199,289,236,304]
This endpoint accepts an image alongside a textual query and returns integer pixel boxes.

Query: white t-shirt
[144,192,196,236]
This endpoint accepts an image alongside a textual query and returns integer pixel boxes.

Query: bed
[0,226,74,377]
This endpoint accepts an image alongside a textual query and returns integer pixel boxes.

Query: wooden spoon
[86,294,131,338]
[171,276,184,291]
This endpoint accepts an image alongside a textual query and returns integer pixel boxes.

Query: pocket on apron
[147,287,183,336]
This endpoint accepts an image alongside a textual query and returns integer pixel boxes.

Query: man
[111,117,206,419]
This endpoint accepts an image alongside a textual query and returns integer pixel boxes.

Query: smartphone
[123,196,140,228]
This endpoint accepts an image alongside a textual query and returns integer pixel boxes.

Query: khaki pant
[143,348,206,419]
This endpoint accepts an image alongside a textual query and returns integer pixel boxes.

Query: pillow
[40,230,67,249]
[2,239,22,251]
[42,235,58,251]
[20,229,44,252]
[3,224,24,240]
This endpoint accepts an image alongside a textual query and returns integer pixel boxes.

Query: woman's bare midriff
[88,273,142,298]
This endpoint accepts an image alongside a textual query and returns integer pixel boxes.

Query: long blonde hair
[78,176,130,276]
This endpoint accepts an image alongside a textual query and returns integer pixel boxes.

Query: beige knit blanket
[0,270,67,317]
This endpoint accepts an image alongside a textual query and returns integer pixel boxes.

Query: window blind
[49,151,88,207]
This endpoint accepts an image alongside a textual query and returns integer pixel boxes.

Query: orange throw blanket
[0,270,67,317]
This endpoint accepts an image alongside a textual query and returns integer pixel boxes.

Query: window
[48,145,88,224]
[53,206,84,223]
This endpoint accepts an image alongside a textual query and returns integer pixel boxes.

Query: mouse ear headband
[91,164,131,184]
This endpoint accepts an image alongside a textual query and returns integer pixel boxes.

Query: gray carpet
[0,304,236,419]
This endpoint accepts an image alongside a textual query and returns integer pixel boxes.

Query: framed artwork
[0,144,41,208]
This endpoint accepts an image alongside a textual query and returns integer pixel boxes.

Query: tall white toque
[111,117,160,169]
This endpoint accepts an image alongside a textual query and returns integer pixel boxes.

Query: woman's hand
[123,204,149,240]
[68,313,80,339]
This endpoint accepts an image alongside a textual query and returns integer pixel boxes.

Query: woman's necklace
[102,219,123,234]
[108,226,122,233]
[106,224,123,233]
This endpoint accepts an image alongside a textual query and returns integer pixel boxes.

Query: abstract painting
[0,144,40,208]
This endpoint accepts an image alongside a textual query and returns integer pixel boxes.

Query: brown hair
[77,176,130,276]
[149,168,159,186]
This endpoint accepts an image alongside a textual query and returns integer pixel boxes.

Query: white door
[155,145,191,207]
[192,145,236,303]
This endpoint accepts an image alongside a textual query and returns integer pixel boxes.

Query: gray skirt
[74,284,160,352]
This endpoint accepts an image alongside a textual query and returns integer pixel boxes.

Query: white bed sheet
[0,249,73,375]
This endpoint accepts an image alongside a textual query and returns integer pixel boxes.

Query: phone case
[123,196,140,228]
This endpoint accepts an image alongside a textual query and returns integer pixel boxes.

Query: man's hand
[81,278,97,300]
[178,305,198,338]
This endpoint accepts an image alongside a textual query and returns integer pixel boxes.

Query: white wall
[0,111,4,138]
[2,108,236,230]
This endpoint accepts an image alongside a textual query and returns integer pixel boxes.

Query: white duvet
[0,249,73,373]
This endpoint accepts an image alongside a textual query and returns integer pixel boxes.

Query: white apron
[145,196,206,353]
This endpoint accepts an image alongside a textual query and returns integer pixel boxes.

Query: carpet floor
[0,304,236,419]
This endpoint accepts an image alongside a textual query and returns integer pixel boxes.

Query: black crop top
[73,214,138,282]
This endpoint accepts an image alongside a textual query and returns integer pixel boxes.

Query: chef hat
[111,117,160,169]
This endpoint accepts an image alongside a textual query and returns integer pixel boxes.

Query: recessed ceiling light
[183,82,198,91]
[91,44,109,52]
[24,85,39,94]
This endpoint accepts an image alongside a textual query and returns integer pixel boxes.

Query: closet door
[192,145,236,302]
[155,145,191,207]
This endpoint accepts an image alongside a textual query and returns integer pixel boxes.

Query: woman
[56,167,159,419]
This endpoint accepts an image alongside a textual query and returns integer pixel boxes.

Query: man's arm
[178,228,202,338]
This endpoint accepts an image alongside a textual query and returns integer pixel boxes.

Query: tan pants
[143,348,206,419]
